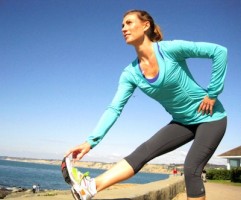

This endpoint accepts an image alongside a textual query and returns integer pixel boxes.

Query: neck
[134,39,154,62]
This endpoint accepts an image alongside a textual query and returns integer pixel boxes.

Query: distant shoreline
[0,156,226,174]
[0,156,172,174]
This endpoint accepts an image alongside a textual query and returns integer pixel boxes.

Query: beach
[2,158,239,199]
[4,181,241,200]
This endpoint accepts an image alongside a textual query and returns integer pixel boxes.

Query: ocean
[0,159,169,190]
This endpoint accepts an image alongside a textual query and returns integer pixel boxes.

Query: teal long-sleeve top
[87,40,228,148]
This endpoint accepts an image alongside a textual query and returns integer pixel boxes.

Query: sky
[1,0,241,165]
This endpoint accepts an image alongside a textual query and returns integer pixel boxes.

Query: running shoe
[61,157,96,200]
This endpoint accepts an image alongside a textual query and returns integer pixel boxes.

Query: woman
[65,10,227,200]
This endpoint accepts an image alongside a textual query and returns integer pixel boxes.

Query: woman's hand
[65,142,91,161]
[198,96,216,116]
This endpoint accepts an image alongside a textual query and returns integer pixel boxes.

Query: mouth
[123,34,130,39]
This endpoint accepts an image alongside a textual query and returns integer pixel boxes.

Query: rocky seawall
[0,187,27,199]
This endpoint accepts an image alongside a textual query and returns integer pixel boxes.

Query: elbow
[219,45,228,57]
[214,45,228,63]
[222,46,228,56]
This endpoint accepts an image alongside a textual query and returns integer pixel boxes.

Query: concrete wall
[94,176,185,200]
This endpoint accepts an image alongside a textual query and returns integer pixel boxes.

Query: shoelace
[79,172,90,181]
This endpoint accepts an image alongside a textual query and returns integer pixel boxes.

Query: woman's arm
[86,70,137,148]
[162,40,228,99]
[65,70,136,160]
[87,71,136,148]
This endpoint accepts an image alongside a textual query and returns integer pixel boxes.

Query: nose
[122,24,127,32]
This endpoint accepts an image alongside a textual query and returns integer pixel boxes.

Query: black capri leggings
[124,117,227,198]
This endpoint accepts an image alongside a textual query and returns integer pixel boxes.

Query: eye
[126,20,132,25]
[122,19,132,29]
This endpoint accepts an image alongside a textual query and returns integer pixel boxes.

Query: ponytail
[148,23,163,42]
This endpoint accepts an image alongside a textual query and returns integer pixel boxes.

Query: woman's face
[122,13,148,45]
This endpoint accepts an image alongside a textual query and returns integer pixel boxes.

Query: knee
[184,165,202,179]
[184,166,205,198]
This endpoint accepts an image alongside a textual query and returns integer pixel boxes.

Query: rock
[0,188,11,199]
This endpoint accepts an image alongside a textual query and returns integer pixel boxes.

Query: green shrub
[206,169,231,180]
[230,167,241,183]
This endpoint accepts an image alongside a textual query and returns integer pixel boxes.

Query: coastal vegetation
[207,167,241,183]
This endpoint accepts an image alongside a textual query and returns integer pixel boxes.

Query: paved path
[173,182,241,200]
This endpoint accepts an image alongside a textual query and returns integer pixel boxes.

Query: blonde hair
[124,10,163,42]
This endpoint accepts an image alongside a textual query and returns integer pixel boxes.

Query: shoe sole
[71,187,82,200]
[61,157,78,185]
[61,157,72,185]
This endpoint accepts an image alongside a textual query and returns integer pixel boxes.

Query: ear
[143,21,150,32]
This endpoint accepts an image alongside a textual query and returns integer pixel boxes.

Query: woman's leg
[95,121,196,192]
[95,159,134,191]
[125,121,196,173]
[184,117,227,200]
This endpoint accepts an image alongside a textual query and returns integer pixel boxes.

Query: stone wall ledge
[94,176,185,200]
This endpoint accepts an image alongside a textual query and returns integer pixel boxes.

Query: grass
[37,191,58,197]
[207,179,241,186]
